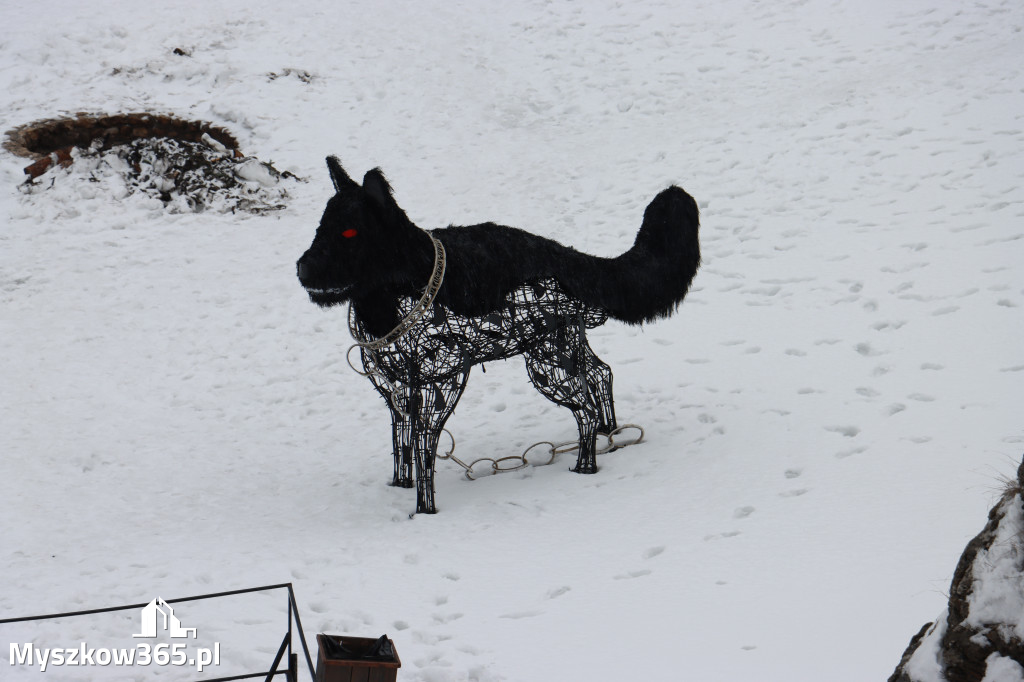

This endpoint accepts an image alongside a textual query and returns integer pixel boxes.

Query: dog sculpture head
[297,156,422,307]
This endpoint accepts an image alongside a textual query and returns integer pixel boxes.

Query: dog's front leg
[389,394,414,488]
[410,370,471,515]
[366,372,415,487]
[408,388,438,515]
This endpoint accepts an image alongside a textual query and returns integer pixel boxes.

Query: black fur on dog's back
[433,186,700,324]
[297,161,700,336]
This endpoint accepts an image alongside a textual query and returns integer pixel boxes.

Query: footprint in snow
[836,446,867,459]
[904,436,932,444]
[826,425,860,438]
[932,305,959,316]
[546,586,571,599]
[733,506,755,519]
[613,569,652,580]
[432,612,463,624]
[784,468,802,479]
[642,546,666,559]
[499,610,542,619]
[704,531,742,541]
[780,489,809,498]
[855,342,883,357]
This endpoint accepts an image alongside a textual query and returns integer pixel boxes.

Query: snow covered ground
[1,0,1022,680]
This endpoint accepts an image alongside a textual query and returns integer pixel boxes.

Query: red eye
[342,228,358,238]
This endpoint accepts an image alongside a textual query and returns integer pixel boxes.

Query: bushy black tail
[568,186,701,324]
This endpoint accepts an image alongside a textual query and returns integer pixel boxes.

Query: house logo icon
[133,597,197,639]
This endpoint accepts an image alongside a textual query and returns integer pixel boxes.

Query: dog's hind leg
[524,323,601,474]
[411,370,470,514]
[581,338,618,436]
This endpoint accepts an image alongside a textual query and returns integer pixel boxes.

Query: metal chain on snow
[437,424,645,480]
[345,231,446,416]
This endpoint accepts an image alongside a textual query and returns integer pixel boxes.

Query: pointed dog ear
[362,168,397,209]
[326,156,355,193]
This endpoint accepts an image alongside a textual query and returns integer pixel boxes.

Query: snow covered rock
[890,457,1024,682]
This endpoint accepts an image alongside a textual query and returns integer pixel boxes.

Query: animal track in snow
[546,586,571,599]
[613,569,652,580]
[932,305,959,316]
[704,531,742,541]
[907,393,935,402]
[432,612,464,624]
[643,546,666,559]
[836,446,867,459]
[763,408,791,416]
[780,488,809,498]
[881,261,928,273]
[826,425,860,438]
[733,506,755,519]
[499,610,542,619]
[854,342,883,357]
[784,468,802,479]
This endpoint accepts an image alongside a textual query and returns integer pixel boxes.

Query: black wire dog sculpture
[297,157,700,514]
